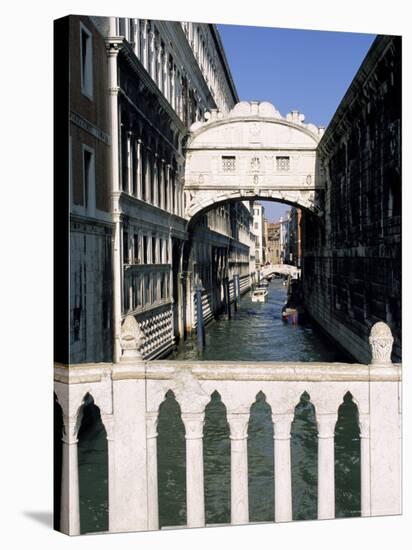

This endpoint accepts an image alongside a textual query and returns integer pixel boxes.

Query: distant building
[267,221,281,263]
[252,202,264,267]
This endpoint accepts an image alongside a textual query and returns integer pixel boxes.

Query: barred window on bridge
[276,156,290,171]
[222,156,236,172]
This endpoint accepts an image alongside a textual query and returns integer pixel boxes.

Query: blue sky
[217,24,376,221]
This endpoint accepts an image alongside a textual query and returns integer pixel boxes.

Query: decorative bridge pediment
[184,101,325,219]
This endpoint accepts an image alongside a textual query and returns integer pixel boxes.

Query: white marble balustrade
[54,322,401,535]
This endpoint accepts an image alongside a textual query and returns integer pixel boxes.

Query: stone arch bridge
[183,100,325,222]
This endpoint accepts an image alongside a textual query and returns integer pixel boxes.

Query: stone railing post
[181,412,205,528]
[359,413,371,517]
[60,415,80,536]
[368,322,401,516]
[146,412,159,530]
[227,413,249,525]
[317,413,337,520]
[273,414,294,522]
[369,321,394,365]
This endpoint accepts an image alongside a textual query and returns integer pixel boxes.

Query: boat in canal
[281,305,298,323]
[251,287,268,302]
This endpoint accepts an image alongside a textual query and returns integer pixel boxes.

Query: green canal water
[69,279,360,533]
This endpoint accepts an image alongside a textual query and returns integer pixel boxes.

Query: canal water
[171,279,348,362]
[75,279,361,533]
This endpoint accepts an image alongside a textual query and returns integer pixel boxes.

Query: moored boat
[251,287,268,302]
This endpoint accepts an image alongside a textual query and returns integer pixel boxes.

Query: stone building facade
[302,35,401,363]
[68,15,113,363]
[65,15,253,363]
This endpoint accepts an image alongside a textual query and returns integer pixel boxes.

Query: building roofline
[209,24,240,105]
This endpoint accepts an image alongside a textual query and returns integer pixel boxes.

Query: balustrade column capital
[272,413,294,440]
[227,413,249,441]
[62,415,79,445]
[181,412,205,440]
[101,414,115,441]
[317,413,338,439]
[359,413,370,439]
[146,411,159,439]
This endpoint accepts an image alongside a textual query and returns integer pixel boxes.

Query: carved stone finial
[369,322,393,365]
[120,315,145,360]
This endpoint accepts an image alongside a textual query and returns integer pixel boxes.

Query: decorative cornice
[70,111,111,145]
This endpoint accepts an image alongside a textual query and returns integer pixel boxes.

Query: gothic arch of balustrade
[54,381,113,437]
[147,378,369,424]
[156,390,187,528]
[334,391,361,518]
[291,391,319,520]
[183,100,326,222]
[76,393,109,534]
[203,391,231,524]
[247,391,275,522]
[54,393,64,532]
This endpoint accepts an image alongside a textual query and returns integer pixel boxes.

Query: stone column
[149,30,155,80]
[359,413,371,517]
[160,159,165,209]
[182,412,205,528]
[133,19,139,56]
[170,64,176,110]
[273,414,294,522]
[127,131,133,195]
[153,154,159,206]
[60,416,80,536]
[101,414,116,532]
[146,148,152,203]
[227,413,249,525]
[163,51,169,100]
[107,42,122,362]
[146,412,159,530]
[136,139,142,199]
[317,413,337,520]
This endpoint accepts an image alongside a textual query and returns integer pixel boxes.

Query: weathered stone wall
[70,220,113,363]
[302,35,401,363]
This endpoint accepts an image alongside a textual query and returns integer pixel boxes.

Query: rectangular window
[82,145,95,215]
[276,156,290,171]
[80,23,93,99]
[222,156,236,172]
